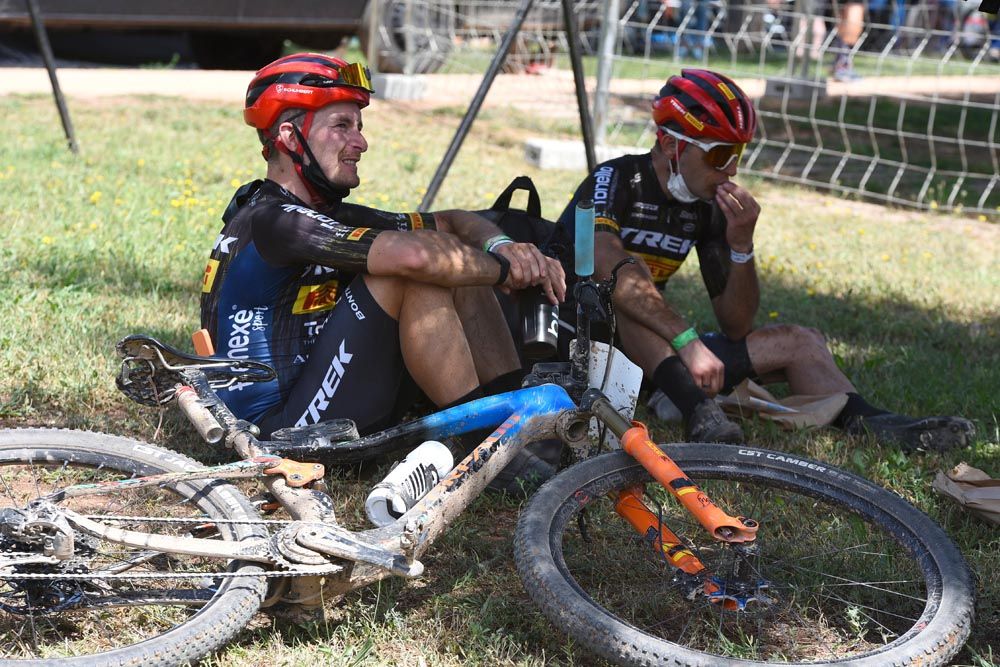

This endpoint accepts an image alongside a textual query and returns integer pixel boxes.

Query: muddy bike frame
[46,335,760,613]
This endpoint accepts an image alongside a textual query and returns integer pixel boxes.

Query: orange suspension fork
[614,485,706,575]
[620,422,758,543]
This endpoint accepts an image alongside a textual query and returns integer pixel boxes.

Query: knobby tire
[0,429,268,667]
[514,443,973,667]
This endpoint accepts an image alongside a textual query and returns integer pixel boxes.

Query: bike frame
[46,380,583,601]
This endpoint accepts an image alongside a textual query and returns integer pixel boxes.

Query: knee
[759,323,828,351]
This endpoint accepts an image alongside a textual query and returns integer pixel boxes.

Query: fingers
[678,341,725,397]
[496,243,567,303]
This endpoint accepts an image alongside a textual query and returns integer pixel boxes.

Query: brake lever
[601,257,636,301]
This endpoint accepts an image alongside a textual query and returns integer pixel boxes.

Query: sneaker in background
[646,388,683,423]
[686,399,744,444]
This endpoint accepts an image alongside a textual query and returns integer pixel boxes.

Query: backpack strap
[491,176,542,217]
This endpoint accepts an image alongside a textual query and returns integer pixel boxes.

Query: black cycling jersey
[200,179,436,425]
[556,151,733,299]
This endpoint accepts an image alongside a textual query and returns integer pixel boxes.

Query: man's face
[676,140,740,201]
[303,102,369,189]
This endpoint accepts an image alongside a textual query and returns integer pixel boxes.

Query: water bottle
[520,285,560,361]
[364,440,454,527]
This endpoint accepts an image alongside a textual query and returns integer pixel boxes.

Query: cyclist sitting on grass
[556,68,974,452]
[200,53,565,489]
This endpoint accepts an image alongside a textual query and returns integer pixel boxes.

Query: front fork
[584,392,760,606]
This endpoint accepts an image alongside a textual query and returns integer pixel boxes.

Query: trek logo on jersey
[202,259,220,293]
[293,281,339,314]
[295,340,353,427]
[213,234,238,254]
[592,165,615,205]
[346,227,370,241]
[621,227,695,255]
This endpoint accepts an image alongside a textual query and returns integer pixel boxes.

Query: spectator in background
[831,0,865,80]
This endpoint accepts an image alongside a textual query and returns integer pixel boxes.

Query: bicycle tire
[0,428,269,667]
[515,442,974,666]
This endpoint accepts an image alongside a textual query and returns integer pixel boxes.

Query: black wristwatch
[487,250,510,286]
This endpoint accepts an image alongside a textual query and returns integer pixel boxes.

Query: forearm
[432,209,504,251]
[366,230,501,287]
[712,262,759,339]
[596,237,691,344]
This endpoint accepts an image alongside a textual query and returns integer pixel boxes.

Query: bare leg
[453,286,520,384]
[364,275,479,406]
[745,324,856,394]
[616,309,676,376]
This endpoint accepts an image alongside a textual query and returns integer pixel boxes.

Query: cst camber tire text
[514,443,974,667]
[0,429,268,667]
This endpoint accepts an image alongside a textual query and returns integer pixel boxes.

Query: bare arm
[435,209,566,303]
[597,232,727,394]
[708,182,760,340]
[366,229,505,287]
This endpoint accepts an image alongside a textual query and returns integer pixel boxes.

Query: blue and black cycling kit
[200,179,436,435]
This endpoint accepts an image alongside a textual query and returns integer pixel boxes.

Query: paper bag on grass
[717,379,849,430]
[933,463,1000,527]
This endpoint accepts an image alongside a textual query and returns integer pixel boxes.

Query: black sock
[652,356,708,420]
[833,392,890,428]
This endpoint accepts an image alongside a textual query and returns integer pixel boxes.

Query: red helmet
[243,53,373,131]
[652,69,756,144]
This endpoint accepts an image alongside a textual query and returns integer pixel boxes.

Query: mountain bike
[0,207,974,666]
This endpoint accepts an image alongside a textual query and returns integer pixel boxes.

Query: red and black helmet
[244,53,374,131]
[652,69,756,144]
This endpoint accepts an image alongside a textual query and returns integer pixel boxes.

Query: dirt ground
[4,66,998,116]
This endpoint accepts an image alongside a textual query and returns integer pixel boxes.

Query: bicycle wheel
[0,429,269,666]
[515,443,974,666]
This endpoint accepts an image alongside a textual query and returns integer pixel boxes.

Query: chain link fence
[372,0,999,218]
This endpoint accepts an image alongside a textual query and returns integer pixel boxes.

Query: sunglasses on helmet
[661,127,746,171]
[247,61,373,107]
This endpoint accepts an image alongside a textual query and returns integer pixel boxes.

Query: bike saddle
[116,334,276,406]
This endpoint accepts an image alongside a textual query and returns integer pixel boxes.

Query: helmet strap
[286,114,349,208]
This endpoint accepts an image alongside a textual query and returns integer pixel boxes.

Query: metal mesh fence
[373,0,999,218]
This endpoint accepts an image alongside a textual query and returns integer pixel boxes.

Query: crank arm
[64,510,275,563]
[293,523,423,578]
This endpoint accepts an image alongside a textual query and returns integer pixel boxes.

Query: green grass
[0,94,998,665]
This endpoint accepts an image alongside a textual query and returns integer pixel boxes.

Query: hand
[715,182,760,252]
[495,242,567,304]
[677,339,726,397]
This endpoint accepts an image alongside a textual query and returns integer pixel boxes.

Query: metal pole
[403,0,414,76]
[367,0,381,73]
[562,0,597,172]
[419,0,537,211]
[593,0,620,147]
[25,0,77,153]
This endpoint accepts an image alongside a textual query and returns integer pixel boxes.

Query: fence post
[25,0,77,153]
[594,0,619,147]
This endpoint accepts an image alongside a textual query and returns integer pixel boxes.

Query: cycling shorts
[257,276,407,438]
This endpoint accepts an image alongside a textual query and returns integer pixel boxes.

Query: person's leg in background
[831,0,865,80]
